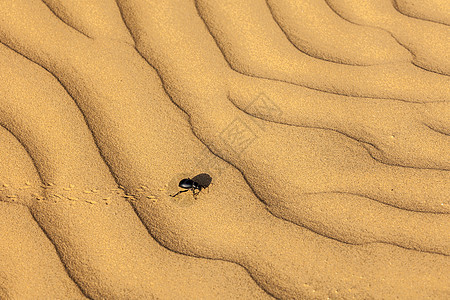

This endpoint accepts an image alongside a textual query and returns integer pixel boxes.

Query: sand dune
[0,0,449,299]
[265,0,413,65]
[395,0,450,25]
[326,0,450,75]
[194,0,450,102]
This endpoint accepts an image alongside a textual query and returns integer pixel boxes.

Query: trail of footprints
[0,182,160,205]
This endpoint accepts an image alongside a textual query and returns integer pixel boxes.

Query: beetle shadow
[191,173,212,189]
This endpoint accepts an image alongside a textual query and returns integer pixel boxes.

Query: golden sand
[0,0,449,299]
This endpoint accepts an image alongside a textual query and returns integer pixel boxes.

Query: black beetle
[170,178,203,198]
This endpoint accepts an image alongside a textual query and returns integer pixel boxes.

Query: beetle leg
[170,189,188,197]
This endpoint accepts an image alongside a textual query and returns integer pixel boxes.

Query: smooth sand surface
[0,0,449,299]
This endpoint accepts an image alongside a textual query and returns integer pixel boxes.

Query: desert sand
[0,0,448,299]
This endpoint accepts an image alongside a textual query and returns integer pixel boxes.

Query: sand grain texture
[0,0,449,299]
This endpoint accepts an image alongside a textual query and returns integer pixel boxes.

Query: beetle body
[171,178,202,198]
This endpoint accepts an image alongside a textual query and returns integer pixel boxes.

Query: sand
[0,0,448,299]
